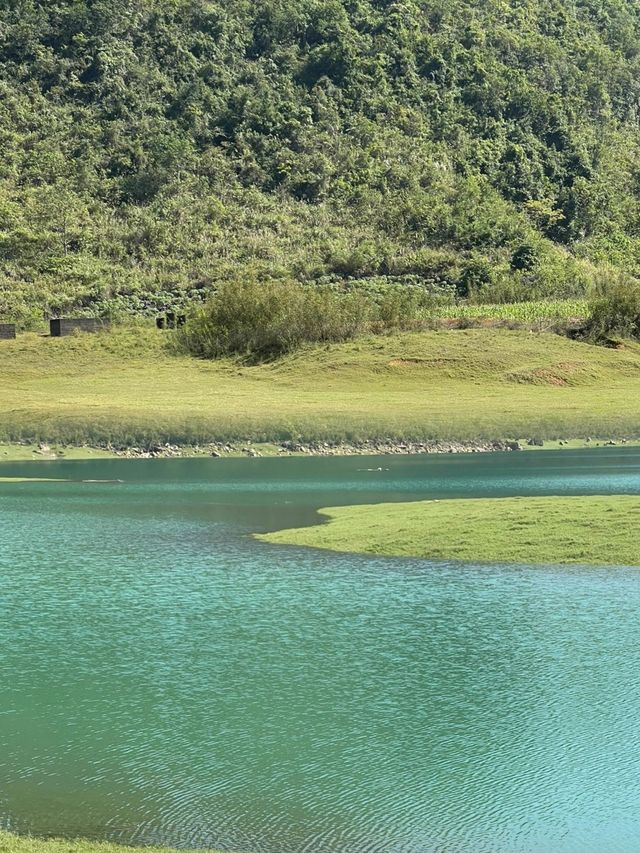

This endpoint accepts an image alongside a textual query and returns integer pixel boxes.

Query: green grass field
[259,495,640,566]
[2,324,640,447]
[0,834,225,853]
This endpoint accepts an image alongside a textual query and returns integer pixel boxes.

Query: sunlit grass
[0,323,639,446]
[434,299,588,323]
[260,495,640,566]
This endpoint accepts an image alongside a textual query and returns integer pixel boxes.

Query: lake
[2,448,640,852]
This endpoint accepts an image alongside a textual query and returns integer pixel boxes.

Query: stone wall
[50,318,109,337]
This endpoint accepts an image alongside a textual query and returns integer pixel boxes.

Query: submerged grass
[2,324,640,446]
[259,495,640,566]
[0,477,66,482]
[0,834,226,853]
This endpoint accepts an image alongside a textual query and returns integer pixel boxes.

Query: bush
[374,286,447,330]
[458,257,494,297]
[511,243,539,271]
[588,270,640,339]
[178,277,372,359]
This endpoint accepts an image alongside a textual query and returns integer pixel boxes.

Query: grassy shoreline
[2,325,640,452]
[259,495,640,566]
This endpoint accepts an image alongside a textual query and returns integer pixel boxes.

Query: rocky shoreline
[113,438,528,459]
[12,436,629,461]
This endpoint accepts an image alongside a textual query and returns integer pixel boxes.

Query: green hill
[2,0,640,324]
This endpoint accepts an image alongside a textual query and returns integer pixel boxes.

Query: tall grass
[178,278,448,359]
[588,270,640,339]
[178,279,587,360]
[178,278,373,359]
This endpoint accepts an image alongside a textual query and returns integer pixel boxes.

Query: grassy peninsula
[260,495,640,566]
[1,324,640,451]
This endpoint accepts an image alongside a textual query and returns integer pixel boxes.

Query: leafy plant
[588,270,640,340]
[178,278,372,359]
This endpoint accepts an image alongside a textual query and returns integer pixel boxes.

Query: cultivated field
[435,299,588,324]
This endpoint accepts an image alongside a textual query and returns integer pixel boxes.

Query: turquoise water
[1,448,640,852]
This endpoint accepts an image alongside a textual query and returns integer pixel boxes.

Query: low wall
[50,318,109,337]
[0,323,16,340]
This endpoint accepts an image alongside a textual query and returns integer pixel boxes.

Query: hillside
[0,325,639,447]
[2,0,640,324]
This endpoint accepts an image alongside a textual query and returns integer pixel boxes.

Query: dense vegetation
[3,0,640,325]
[179,276,448,358]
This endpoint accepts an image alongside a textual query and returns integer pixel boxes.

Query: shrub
[458,257,494,297]
[372,285,449,330]
[511,243,539,271]
[588,270,640,339]
[178,277,372,359]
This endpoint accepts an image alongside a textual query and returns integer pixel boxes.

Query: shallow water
[1,448,640,852]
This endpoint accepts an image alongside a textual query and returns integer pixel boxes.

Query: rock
[211,450,221,458]
[527,438,544,447]
[506,441,522,451]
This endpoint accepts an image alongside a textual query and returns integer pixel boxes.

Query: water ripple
[2,451,640,851]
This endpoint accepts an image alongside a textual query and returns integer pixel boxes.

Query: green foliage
[511,244,539,272]
[1,0,640,318]
[180,275,474,358]
[374,286,442,331]
[436,299,588,324]
[589,270,640,339]
[179,277,372,358]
